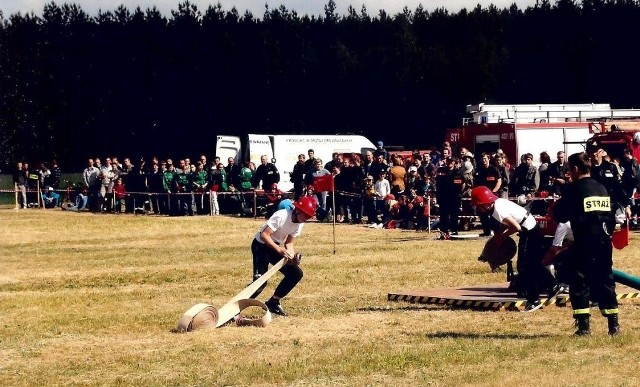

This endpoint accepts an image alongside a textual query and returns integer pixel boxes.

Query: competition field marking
[388,283,640,311]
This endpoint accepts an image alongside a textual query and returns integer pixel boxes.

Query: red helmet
[471,186,498,206]
[293,196,317,217]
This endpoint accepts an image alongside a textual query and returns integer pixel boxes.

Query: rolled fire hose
[177,257,286,331]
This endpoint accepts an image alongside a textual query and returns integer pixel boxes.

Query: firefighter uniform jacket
[474,164,502,192]
[435,167,466,201]
[591,160,630,208]
[252,163,280,189]
[552,177,618,316]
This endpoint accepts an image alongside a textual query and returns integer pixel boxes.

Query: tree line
[2,0,640,170]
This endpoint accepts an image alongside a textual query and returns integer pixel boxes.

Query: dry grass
[1,208,640,386]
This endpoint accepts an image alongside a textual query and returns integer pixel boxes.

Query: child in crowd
[113,178,127,212]
[363,175,377,224]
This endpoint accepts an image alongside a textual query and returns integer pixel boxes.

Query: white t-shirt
[552,221,574,247]
[374,179,391,198]
[491,198,536,230]
[255,209,303,245]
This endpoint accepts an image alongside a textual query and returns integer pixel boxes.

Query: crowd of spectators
[12,143,638,231]
[12,160,62,209]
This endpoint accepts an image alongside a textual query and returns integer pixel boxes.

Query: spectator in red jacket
[113,177,127,213]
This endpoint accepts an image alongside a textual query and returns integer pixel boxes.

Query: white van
[215,134,376,191]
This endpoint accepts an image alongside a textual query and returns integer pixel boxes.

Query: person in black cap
[375,141,388,160]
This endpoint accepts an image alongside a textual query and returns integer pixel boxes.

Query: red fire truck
[586,121,640,161]
[445,103,640,165]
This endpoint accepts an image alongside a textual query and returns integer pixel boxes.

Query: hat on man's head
[460,161,474,175]
[408,166,418,173]
[496,149,505,156]
[587,141,600,153]
[377,141,384,147]
[48,186,54,191]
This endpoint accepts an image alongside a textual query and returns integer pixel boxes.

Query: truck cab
[587,121,640,161]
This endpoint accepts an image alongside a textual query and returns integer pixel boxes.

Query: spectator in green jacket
[193,162,209,214]
[240,161,254,191]
[173,164,193,216]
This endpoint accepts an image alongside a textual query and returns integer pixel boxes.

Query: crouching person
[42,187,61,208]
[471,186,546,312]
[250,196,317,316]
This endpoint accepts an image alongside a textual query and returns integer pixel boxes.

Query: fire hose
[177,257,286,331]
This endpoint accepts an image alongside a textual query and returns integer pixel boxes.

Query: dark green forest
[2,0,640,169]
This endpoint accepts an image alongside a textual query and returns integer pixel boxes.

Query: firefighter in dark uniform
[252,155,280,190]
[589,144,632,219]
[435,157,466,239]
[474,152,502,236]
[552,152,620,336]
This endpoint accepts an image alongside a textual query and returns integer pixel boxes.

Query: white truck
[215,134,376,192]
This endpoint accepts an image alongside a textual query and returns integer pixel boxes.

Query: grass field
[2,208,640,386]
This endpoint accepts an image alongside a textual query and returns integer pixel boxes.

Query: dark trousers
[350,195,363,223]
[517,226,549,303]
[438,197,461,233]
[181,193,194,215]
[479,213,494,234]
[569,238,618,314]
[169,193,181,216]
[364,197,377,223]
[250,239,303,299]
[88,187,100,211]
[336,192,351,221]
[194,192,206,214]
[293,183,304,200]
[124,194,135,213]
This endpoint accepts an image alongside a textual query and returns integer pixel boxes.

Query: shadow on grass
[425,331,555,339]
[388,236,433,243]
[362,304,531,313]
[358,305,447,312]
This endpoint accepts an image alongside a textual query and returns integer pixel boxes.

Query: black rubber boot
[266,298,287,316]
[607,314,620,336]
[574,315,591,336]
[506,261,514,282]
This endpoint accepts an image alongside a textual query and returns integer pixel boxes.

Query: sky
[2,0,541,18]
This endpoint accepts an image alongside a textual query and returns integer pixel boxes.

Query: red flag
[612,223,629,250]
[313,174,334,192]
